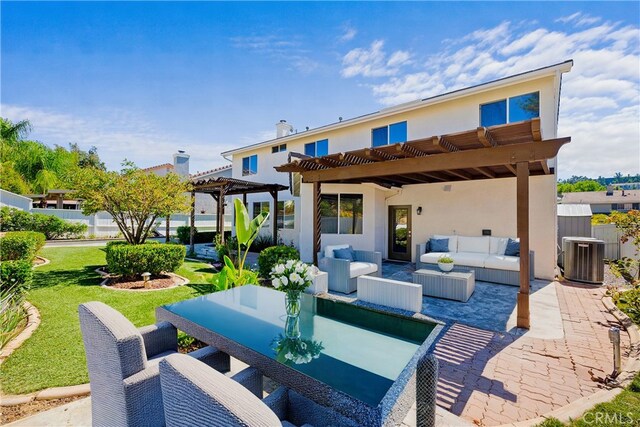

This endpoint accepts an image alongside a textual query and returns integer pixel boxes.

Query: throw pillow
[424,239,431,254]
[504,238,520,257]
[333,248,355,262]
[430,238,449,252]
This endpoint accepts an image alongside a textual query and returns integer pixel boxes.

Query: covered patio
[276,118,571,328]
[188,176,287,252]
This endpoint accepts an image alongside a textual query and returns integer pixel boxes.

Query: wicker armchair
[78,302,262,427]
[159,353,358,427]
[318,247,382,294]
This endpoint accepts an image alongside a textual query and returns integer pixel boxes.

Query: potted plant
[437,255,455,272]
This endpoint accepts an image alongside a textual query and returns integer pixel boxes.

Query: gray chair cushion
[160,353,282,427]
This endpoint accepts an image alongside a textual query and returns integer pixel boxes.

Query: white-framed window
[242,155,258,176]
[252,201,270,227]
[304,139,329,157]
[320,194,363,234]
[277,200,295,229]
[271,144,287,154]
[480,92,539,127]
[371,121,407,147]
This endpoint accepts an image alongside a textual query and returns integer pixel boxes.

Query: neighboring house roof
[190,164,232,179]
[142,163,174,172]
[221,60,573,157]
[557,204,592,217]
[560,190,640,205]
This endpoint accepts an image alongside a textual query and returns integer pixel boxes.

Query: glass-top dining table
[156,285,443,426]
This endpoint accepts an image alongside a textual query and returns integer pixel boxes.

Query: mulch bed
[0,396,86,425]
[108,274,180,290]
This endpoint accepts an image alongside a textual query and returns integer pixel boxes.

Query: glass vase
[284,290,302,339]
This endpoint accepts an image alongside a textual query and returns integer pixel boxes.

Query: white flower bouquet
[270,260,317,293]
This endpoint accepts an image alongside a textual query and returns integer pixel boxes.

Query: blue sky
[2,1,639,178]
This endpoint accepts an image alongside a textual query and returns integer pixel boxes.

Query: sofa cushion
[420,252,450,264]
[430,238,449,253]
[457,236,490,254]
[324,244,350,259]
[451,252,489,268]
[485,255,520,271]
[333,248,355,261]
[349,262,378,278]
[505,238,520,257]
[489,237,509,255]
[424,239,431,253]
[433,235,457,252]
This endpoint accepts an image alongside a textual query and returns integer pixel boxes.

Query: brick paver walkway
[434,281,631,426]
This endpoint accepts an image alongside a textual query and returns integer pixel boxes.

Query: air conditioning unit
[562,237,605,284]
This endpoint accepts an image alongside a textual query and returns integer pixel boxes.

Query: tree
[0,118,31,144]
[69,143,106,171]
[557,179,606,195]
[72,163,190,244]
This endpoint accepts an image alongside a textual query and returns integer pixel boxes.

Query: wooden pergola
[275,118,570,329]
[189,177,288,253]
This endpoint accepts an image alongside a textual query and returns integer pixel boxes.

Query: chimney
[173,150,190,177]
[276,120,293,138]
[606,185,614,196]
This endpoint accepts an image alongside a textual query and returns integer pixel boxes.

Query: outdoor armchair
[318,246,382,294]
[159,353,358,427]
[78,301,262,427]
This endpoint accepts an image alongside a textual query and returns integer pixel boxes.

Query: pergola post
[217,187,226,243]
[271,190,279,245]
[189,191,196,254]
[516,161,530,329]
[312,182,322,266]
[165,215,170,243]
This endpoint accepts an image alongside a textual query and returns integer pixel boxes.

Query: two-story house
[221,60,573,280]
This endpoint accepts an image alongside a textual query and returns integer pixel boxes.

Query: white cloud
[341,40,412,78]
[0,104,233,174]
[340,16,640,177]
[339,24,357,42]
[230,33,318,74]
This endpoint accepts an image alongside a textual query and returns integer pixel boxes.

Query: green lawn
[0,246,218,395]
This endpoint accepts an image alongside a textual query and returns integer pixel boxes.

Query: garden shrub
[257,245,300,279]
[177,226,220,245]
[0,231,46,261]
[0,259,33,291]
[0,259,33,347]
[106,243,186,278]
[0,207,87,239]
[252,234,275,252]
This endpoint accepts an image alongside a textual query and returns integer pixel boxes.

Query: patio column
[189,191,196,254]
[312,181,321,265]
[516,161,530,329]
[271,190,278,244]
[218,187,226,243]
[165,215,170,243]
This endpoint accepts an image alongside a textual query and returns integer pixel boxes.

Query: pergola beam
[301,138,569,183]
[477,127,497,148]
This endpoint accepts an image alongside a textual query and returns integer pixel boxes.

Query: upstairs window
[242,155,258,176]
[480,92,539,127]
[304,139,328,157]
[372,121,407,147]
[271,144,287,154]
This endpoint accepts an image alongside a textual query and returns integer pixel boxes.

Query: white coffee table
[412,269,475,302]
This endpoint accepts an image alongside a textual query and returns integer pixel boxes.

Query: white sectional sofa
[415,235,534,286]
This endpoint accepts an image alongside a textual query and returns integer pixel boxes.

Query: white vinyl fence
[0,189,32,211]
[592,224,638,260]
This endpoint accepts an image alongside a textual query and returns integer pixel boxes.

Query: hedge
[106,243,186,278]
[0,207,87,239]
[257,245,300,279]
[0,231,46,262]
[0,259,33,292]
[176,226,228,245]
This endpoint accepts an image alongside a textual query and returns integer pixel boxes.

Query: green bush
[105,243,186,278]
[0,259,34,291]
[0,231,46,261]
[0,207,87,239]
[252,234,275,252]
[176,226,222,245]
[176,225,193,244]
[257,245,300,279]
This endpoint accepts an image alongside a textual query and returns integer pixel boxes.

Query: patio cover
[275,118,571,329]
[189,177,288,250]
